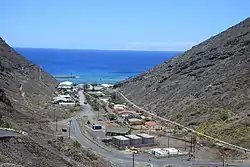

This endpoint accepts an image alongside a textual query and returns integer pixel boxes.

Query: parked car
[62,128,67,132]
[84,101,87,104]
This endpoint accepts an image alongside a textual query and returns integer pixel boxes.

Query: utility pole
[193,135,196,152]
[167,134,170,148]
[184,137,187,151]
[53,110,56,121]
[68,120,71,139]
[55,118,58,132]
[132,152,135,167]
[190,134,193,153]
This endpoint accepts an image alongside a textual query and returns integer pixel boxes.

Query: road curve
[114,90,250,153]
[68,90,247,167]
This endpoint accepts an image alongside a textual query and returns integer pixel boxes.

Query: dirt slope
[116,17,250,147]
[0,38,111,167]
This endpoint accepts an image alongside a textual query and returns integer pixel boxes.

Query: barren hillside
[116,17,250,147]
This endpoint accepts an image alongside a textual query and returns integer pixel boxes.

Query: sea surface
[15,48,182,84]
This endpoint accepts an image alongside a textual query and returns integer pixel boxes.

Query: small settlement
[83,83,189,158]
[53,81,79,105]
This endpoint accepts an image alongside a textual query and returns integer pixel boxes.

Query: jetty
[54,76,80,79]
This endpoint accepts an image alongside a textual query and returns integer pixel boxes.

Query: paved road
[0,129,21,137]
[68,90,248,167]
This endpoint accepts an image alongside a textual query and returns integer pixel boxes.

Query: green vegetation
[108,102,114,108]
[107,113,117,121]
[72,141,81,148]
[69,105,82,113]
[176,113,183,119]
[86,151,98,161]
[212,107,232,121]
[0,152,8,163]
[83,84,90,91]
[196,120,250,146]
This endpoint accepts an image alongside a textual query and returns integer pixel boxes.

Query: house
[115,110,136,117]
[101,84,113,88]
[105,126,131,136]
[145,121,162,130]
[52,97,74,104]
[114,104,127,108]
[93,86,103,91]
[112,136,130,148]
[113,106,124,111]
[58,81,73,89]
[136,133,155,145]
[127,118,143,125]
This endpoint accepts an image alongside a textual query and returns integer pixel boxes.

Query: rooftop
[145,121,160,127]
[128,118,143,122]
[112,135,129,141]
[125,134,142,139]
[136,133,154,138]
[59,81,73,86]
[106,126,130,134]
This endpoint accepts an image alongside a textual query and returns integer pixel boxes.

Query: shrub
[73,140,81,148]
[219,112,230,121]
[87,152,98,161]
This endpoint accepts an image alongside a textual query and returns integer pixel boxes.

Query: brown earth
[115,17,250,148]
[0,37,111,167]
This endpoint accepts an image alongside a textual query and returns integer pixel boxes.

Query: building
[101,84,113,88]
[105,126,131,136]
[114,104,127,108]
[112,136,130,148]
[145,121,162,130]
[127,118,143,125]
[58,81,73,89]
[150,148,182,157]
[125,134,142,146]
[136,133,154,145]
[93,86,103,91]
[115,110,137,117]
[52,97,75,105]
[163,148,179,155]
[150,148,168,157]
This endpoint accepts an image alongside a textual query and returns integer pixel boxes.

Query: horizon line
[13,46,184,52]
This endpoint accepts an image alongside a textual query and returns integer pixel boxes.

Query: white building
[163,148,179,155]
[149,147,184,157]
[58,81,73,89]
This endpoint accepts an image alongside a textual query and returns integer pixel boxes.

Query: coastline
[55,75,126,84]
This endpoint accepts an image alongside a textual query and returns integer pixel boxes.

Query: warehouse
[105,126,131,136]
[125,134,142,146]
[112,136,130,149]
[136,133,155,145]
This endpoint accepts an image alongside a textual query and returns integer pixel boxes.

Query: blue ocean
[15,48,181,84]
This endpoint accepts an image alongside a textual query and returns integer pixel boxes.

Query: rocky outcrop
[117,17,250,147]
[0,89,12,107]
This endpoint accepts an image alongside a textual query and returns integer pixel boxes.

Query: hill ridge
[117,17,250,147]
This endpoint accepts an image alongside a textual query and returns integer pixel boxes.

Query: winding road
[66,90,249,167]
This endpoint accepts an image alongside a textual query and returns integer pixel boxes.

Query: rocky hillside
[116,17,250,147]
[0,38,111,167]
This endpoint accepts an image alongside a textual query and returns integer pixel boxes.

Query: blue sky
[1,0,249,51]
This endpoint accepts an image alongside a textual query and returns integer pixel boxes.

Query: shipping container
[92,125,102,130]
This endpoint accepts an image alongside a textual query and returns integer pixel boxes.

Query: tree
[83,84,90,91]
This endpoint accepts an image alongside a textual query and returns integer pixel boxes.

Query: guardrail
[0,127,28,135]
[114,90,250,153]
